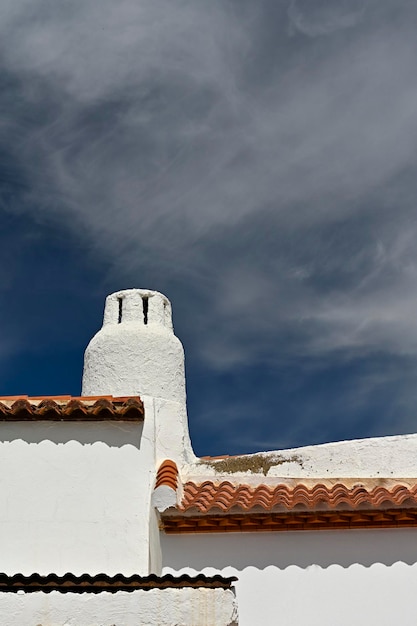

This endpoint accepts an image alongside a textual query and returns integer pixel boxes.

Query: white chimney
[81,289,186,403]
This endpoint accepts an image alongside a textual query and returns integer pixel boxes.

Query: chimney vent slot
[118,297,123,323]
[142,296,149,325]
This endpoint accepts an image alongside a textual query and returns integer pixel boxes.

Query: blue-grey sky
[1,0,417,455]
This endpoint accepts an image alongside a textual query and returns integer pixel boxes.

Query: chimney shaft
[81,289,186,403]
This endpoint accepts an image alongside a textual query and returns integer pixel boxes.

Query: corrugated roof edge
[0,572,237,593]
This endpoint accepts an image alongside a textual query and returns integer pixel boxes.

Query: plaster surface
[162,530,417,626]
[0,588,238,626]
[0,405,156,576]
[190,433,417,480]
[230,562,416,626]
[161,528,417,570]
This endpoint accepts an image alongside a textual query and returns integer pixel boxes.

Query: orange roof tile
[155,460,179,490]
[162,508,417,533]
[179,480,417,513]
[155,463,417,532]
[0,396,144,421]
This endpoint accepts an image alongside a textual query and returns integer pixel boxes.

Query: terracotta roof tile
[155,460,179,490]
[0,396,144,421]
[155,460,417,533]
[163,508,417,533]
[179,480,417,513]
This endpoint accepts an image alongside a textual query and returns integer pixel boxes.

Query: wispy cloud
[2,0,417,448]
[288,0,367,37]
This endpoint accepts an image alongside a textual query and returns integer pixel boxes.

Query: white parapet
[0,588,238,626]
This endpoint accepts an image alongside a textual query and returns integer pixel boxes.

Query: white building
[0,288,416,625]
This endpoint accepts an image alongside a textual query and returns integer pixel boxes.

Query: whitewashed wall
[0,588,237,626]
[162,529,417,626]
[0,415,154,576]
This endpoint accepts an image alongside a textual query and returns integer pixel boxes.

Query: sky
[1,0,417,456]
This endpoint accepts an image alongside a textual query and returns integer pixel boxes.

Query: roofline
[0,396,144,422]
[0,572,237,593]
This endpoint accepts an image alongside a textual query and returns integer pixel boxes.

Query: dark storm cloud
[2,0,417,449]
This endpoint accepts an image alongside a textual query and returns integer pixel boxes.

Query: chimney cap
[103,288,173,331]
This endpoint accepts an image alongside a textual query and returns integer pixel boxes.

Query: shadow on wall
[161,528,417,569]
[0,422,143,447]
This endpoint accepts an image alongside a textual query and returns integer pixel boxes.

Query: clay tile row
[155,460,179,490]
[0,396,144,422]
[179,481,417,513]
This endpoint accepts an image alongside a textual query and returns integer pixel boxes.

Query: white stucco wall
[0,395,198,576]
[162,529,417,626]
[0,588,237,626]
[0,405,156,576]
